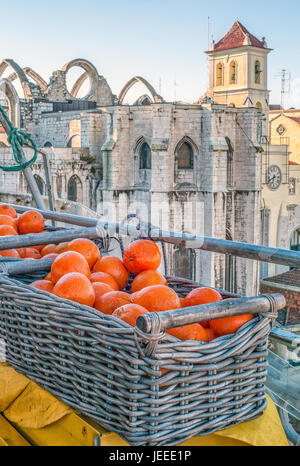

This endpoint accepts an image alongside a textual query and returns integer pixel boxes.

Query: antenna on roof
[275,69,291,109]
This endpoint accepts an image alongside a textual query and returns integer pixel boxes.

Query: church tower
[206,22,272,112]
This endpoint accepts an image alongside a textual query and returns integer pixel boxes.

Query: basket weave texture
[0,270,273,446]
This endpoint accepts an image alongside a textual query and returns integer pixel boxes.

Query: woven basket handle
[136,294,286,334]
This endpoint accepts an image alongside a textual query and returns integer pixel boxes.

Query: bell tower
[206,22,272,112]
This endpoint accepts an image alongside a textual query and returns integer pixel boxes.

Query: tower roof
[209,21,268,53]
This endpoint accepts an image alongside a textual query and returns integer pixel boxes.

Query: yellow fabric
[0,363,72,429]
[0,363,289,446]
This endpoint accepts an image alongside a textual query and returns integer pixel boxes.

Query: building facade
[0,23,270,296]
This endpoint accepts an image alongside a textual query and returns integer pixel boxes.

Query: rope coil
[0,104,38,172]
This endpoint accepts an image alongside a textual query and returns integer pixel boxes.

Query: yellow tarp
[0,363,289,446]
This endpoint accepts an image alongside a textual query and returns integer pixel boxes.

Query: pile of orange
[0,205,253,342]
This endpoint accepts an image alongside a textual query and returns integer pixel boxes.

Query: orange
[0,205,17,219]
[45,272,52,281]
[67,238,101,269]
[131,270,168,293]
[55,242,69,254]
[209,314,254,337]
[167,324,208,342]
[93,256,129,290]
[123,240,161,275]
[206,328,216,342]
[16,248,26,258]
[24,248,41,260]
[92,282,114,309]
[94,291,131,315]
[17,210,45,234]
[133,285,181,313]
[51,251,91,284]
[0,249,20,258]
[0,225,18,236]
[90,272,119,291]
[179,297,186,308]
[31,280,54,293]
[41,244,57,257]
[112,304,149,327]
[130,292,138,302]
[183,287,223,328]
[53,272,95,307]
[0,215,18,232]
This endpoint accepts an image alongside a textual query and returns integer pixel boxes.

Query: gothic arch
[7,67,47,92]
[175,136,199,166]
[118,76,164,104]
[66,134,80,148]
[134,94,152,105]
[67,174,83,203]
[0,78,20,127]
[62,58,99,99]
[0,59,33,99]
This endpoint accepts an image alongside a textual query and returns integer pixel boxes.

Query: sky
[1,0,300,107]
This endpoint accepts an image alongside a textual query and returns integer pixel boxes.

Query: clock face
[267,165,282,190]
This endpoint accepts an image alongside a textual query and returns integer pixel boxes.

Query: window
[33,175,45,195]
[216,63,223,86]
[139,142,151,169]
[229,61,237,84]
[67,175,82,202]
[255,60,262,84]
[225,137,234,187]
[177,142,193,169]
[289,178,296,195]
[225,229,236,293]
[256,102,262,112]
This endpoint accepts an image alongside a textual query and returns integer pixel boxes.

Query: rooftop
[263,269,300,288]
[209,21,268,53]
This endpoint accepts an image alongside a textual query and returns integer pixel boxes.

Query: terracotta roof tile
[287,116,300,124]
[211,21,266,53]
[263,269,300,288]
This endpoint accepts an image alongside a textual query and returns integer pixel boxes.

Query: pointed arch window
[177,142,194,169]
[229,61,237,84]
[225,137,234,187]
[33,175,45,195]
[255,60,262,84]
[67,175,82,202]
[216,63,224,86]
[139,142,151,169]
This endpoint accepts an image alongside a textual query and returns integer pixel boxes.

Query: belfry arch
[118,76,164,104]
[0,78,20,127]
[0,59,33,99]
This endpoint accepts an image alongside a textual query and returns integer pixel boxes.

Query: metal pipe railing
[2,202,300,269]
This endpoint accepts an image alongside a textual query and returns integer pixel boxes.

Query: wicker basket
[0,258,283,446]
